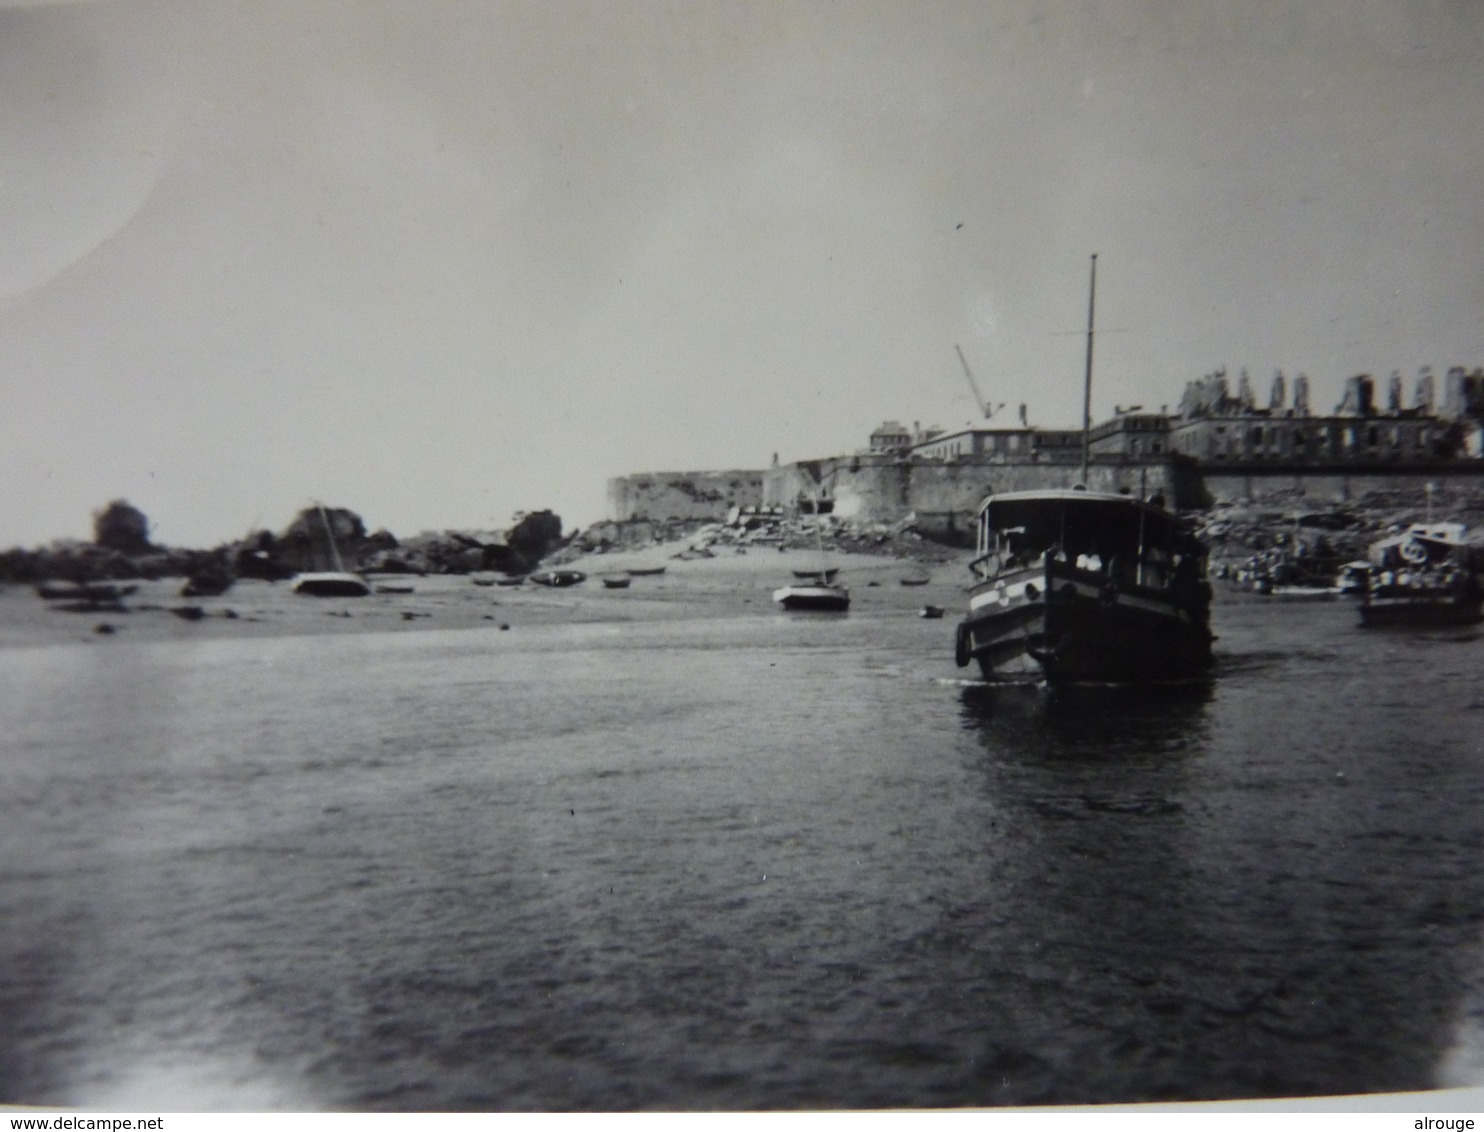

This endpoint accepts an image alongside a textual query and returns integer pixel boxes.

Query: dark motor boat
[772,581,850,612]
[954,488,1214,684]
[528,569,586,588]
[1357,523,1483,627]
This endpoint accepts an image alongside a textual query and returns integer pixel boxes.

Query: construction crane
[954,344,1003,421]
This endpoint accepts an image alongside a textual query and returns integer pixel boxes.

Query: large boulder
[92,500,153,556]
[509,510,564,566]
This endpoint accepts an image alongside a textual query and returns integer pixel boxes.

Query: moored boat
[626,566,667,576]
[35,580,138,603]
[180,570,234,598]
[772,582,850,612]
[954,488,1213,683]
[290,503,371,597]
[1357,523,1483,627]
[291,571,372,597]
[529,569,586,588]
[601,575,632,589]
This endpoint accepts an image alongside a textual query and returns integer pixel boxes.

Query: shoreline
[0,541,975,651]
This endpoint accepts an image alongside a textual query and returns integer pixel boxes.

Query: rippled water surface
[2,597,1484,1109]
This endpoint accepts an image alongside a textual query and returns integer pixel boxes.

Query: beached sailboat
[290,503,371,597]
[953,256,1214,682]
[774,485,850,612]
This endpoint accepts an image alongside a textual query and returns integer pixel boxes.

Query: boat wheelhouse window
[982,498,1180,572]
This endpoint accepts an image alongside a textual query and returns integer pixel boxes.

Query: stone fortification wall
[610,455,1484,539]
[762,456,1191,542]
[607,470,766,522]
[1200,465,1484,507]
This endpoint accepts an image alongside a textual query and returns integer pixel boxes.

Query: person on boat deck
[1003,532,1037,569]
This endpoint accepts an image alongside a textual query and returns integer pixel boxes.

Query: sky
[3,0,1483,548]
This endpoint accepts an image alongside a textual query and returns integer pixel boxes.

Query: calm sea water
[2,595,1483,1110]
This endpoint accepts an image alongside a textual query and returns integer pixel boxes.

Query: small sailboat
[774,487,849,612]
[290,503,371,597]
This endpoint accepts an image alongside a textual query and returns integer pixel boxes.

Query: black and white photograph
[2,0,1484,1115]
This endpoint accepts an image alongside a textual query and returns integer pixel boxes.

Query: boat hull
[35,581,138,603]
[529,571,586,588]
[1359,593,1484,627]
[290,572,372,597]
[957,561,1212,684]
[773,584,850,612]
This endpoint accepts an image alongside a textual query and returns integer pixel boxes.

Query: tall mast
[316,501,346,573]
[1080,252,1098,486]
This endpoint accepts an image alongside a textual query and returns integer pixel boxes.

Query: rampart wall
[1200,464,1484,507]
[762,456,1192,542]
[606,470,766,522]
[611,457,1484,534]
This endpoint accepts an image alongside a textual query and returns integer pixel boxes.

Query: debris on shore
[553,509,963,568]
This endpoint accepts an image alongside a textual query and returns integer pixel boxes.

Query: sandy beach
[0,541,973,651]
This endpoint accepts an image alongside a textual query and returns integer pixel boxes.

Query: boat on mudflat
[1357,523,1483,628]
[290,503,371,597]
[626,566,667,577]
[772,581,850,612]
[954,488,1214,684]
[291,571,372,597]
[601,575,632,589]
[528,569,586,588]
[35,581,138,603]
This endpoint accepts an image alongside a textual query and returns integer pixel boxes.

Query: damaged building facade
[608,365,1484,534]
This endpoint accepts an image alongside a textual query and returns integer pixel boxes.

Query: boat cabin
[971,488,1203,591]
[1367,523,1477,571]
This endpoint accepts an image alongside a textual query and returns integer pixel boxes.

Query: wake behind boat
[954,490,1213,684]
